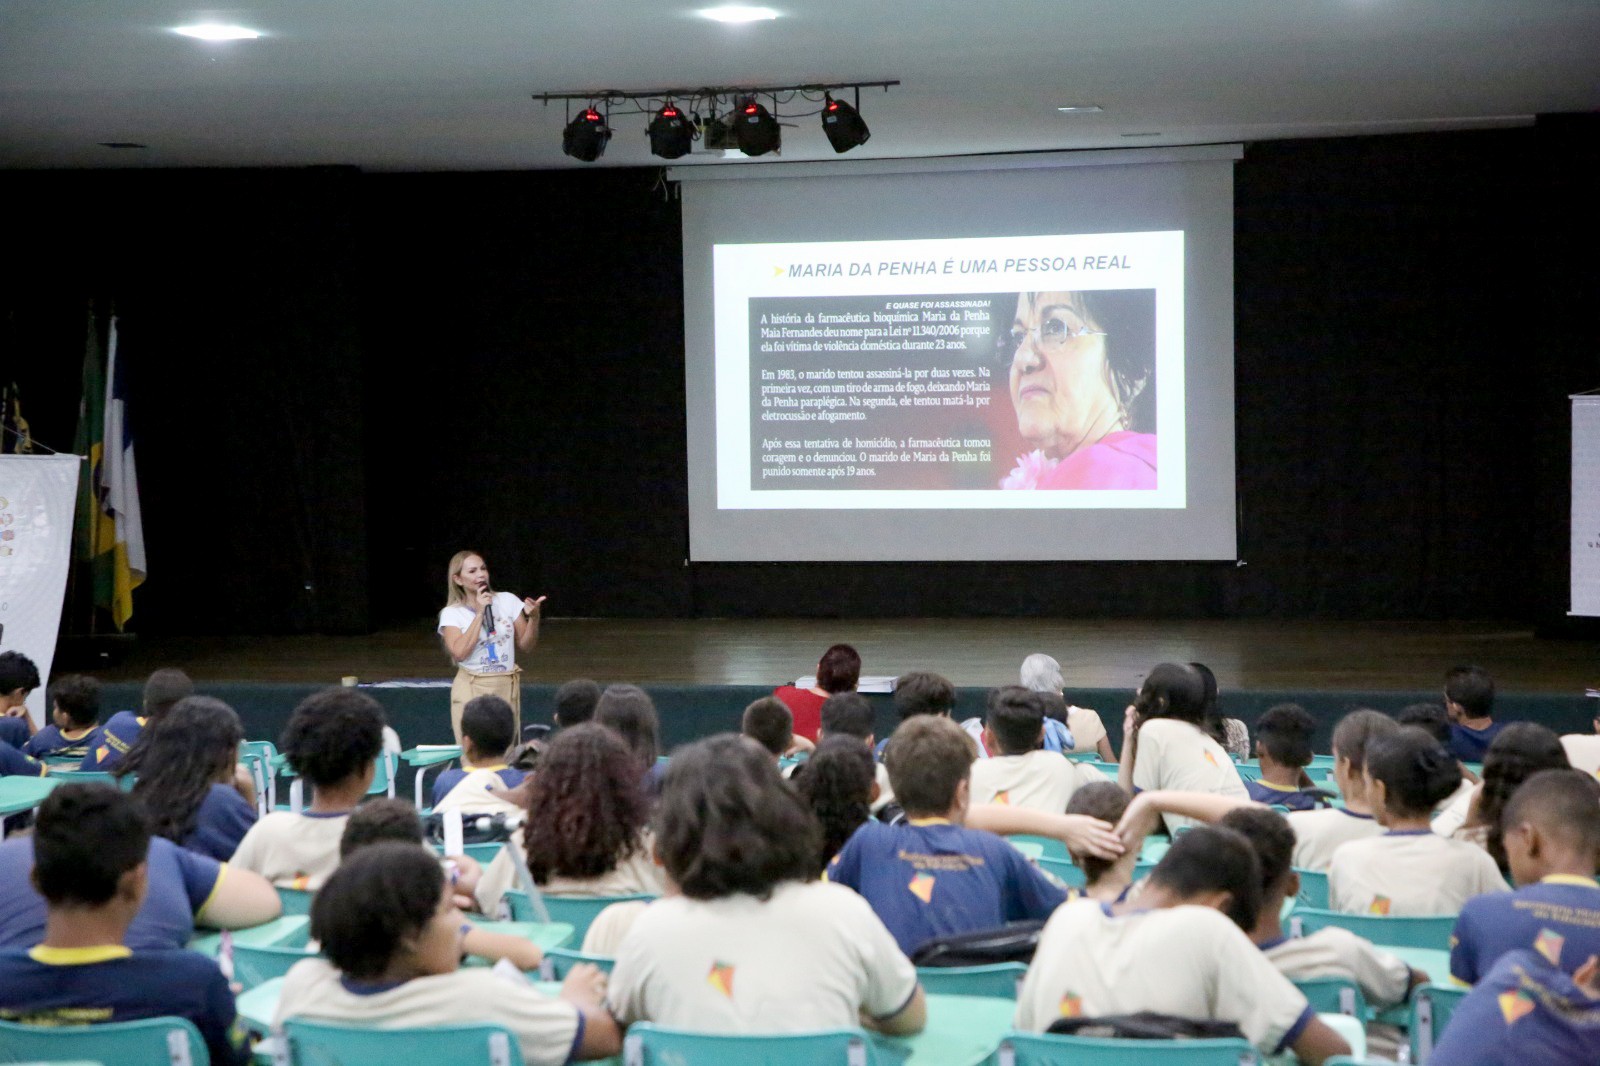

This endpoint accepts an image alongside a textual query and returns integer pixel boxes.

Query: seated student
[1246,703,1328,811]
[1014,826,1350,1065]
[594,684,660,779]
[827,715,1069,955]
[125,696,257,862]
[1445,664,1506,764]
[82,667,193,771]
[878,670,959,761]
[337,799,542,971]
[1561,712,1600,777]
[1120,662,1249,833]
[1431,949,1600,1066]
[968,686,1107,812]
[606,734,926,1036]
[0,738,46,779]
[553,678,602,730]
[0,785,250,1065]
[1449,723,1571,872]
[1451,769,1600,985]
[0,806,280,950]
[230,688,386,890]
[1329,726,1508,915]
[22,674,102,760]
[1399,702,1478,833]
[474,723,664,917]
[1193,661,1252,762]
[772,643,860,743]
[1286,709,1396,870]
[1063,782,1140,903]
[1221,806,1422,1016]
[809,691,896,813]
[274,842,620,1063]
[793,736,877,868]
[0,650,41,749]
[1021,653,1115,761]
[431,695,526,814]
[740,696,796,762]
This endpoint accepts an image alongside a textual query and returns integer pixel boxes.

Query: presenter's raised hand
[521,596,546,619]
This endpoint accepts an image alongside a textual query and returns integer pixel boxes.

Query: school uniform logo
[908,872,936,904]
[1058,993,1083,1018]
[1368,895,1392,916]
[1534,928,1565,966]
[707,961,735,998]
[993,790,1011,805]
[1497,988,1536,1026]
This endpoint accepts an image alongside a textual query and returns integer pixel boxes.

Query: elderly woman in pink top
[996,289,1156,490]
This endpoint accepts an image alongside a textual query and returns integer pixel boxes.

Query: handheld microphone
[483,595,495,633]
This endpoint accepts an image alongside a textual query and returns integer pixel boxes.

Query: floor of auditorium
[79,618,1598,694]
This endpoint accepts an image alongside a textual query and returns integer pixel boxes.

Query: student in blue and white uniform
[125,696,257,862]
[80,668,193,771]
[22,674,102,761]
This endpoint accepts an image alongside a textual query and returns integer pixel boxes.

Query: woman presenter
[438,550,545,743]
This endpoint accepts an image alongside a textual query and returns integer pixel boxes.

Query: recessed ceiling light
[173,24,262,41]
[697,6,780,23]
[1056,105,1103,114]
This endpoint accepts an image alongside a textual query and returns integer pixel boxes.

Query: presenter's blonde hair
[444,549,489,609]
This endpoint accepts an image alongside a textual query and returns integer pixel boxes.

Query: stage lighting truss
[536,80,897,161]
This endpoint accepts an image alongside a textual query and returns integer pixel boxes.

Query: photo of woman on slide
[995,289,1156,490]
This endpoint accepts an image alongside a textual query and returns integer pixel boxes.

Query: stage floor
[84,618,1598,695]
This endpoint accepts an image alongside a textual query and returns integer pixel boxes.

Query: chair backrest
[277,887,315,916]
[1289,908,1456,951]
[1010,839,1045,862]
[621,1022,902,1066]
[47,769,132,791]
[1036,856,1088,888]
[283,1018,525,1066]
[1005,834,1069,861]
[1232,763,1264,782]
[1293,867,1330,909]
[504,892,655,943]
[915,962,1026,999]
[462,841,506,866]
[367,751,398,797]
[233,942,315,991]
[539,947,617,980]
[1292,975,1368,1018]
[0,1016,206,1066]
[995,1031,1259,1065]
[1408,983,1469,1064]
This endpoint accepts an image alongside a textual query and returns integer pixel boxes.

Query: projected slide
[714,232,1184,510]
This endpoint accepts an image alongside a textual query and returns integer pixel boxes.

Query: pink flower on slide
[1000,449,1058,490]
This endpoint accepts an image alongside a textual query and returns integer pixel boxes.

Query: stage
[83,617,1597,693]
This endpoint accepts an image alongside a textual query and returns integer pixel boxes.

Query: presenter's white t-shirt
[1130,718,1250,833]
[437,591,524,674]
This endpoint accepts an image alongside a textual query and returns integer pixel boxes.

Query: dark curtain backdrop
[4,119,1596,635]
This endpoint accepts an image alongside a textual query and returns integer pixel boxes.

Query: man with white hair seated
[1020,654,1114,761]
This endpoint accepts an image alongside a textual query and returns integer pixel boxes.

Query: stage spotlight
[562,106,611,162]
[648,102,694,159]
[821,93,870,153]
[734,98,780,156]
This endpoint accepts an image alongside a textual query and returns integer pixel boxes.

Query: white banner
[1573,396,1600,618]
[0,455,81,723]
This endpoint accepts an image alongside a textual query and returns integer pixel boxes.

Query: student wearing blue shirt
[0,784,251,1065]
[125,695,258,862]
[79,668,193,771]
[1445,664,1507,763]
[0,650,41,749]
[829,714,1084,956]
[1452,769,1600,985]
[22,674,102,761]
[1430,949,1600,1065]
[430,695,525,809]
[0,739,46,778]
[1245,703,1328,812]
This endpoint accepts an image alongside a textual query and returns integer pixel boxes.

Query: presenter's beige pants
[450,666,522,743]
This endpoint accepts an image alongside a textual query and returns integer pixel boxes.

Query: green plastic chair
[232,942,315,990]
[0,1016,206,1066]
[504,891,655,944]
[277,887,315,916]
[994,1031,1260,1064]
[1232,763,1264,783]
[1292,975,1368,1019]
[622,1022,908,1065]
[1005,834,1069,861]
[46,769,131,791]
[1289,908,1455,951]
[1037,856,1088,888]
[283,1018,526,1066]
[1408,982,1468,1064]
[915,962,1026,999]
[539,947,617,980]
[1293,867,1330,909]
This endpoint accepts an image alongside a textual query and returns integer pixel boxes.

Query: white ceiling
[2,1,1597,171]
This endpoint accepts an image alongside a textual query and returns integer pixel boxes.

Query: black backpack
[1047,1013,1247,1042]
[910,920,1047,967]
